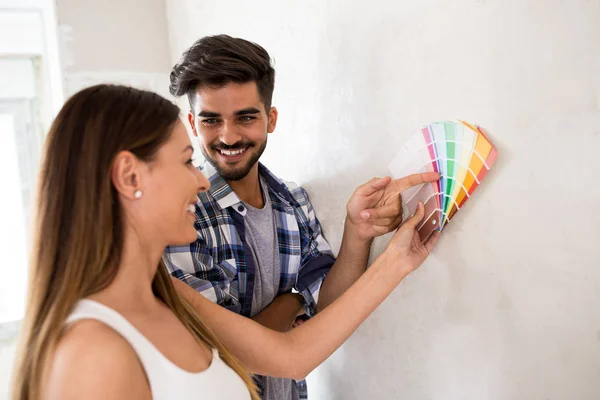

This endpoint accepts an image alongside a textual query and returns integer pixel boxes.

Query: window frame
[0,0,64,339]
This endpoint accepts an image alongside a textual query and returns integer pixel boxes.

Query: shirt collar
[199,161,298,212]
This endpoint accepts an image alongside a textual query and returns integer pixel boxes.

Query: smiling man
[163,35,438,400]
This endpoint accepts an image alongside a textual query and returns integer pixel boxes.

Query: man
[164,35,437,399]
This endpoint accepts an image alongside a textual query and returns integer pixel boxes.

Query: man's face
[188,81,277,181]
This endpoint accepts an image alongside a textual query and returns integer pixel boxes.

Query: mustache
[211,142,254,151]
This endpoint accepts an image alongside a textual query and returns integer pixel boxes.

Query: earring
[134,190,142,199]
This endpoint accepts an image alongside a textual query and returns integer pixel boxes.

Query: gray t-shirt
[243,178,299,400]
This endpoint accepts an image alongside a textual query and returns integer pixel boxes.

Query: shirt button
[238,205,245,212]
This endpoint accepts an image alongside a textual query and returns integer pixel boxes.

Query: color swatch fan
[388,121,497,242]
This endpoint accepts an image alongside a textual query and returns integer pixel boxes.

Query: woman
[11,85,439,400]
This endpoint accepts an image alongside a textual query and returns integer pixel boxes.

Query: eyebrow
[197,107,261,118]
[182,145,194,153]
[234,107,261,116]
[198,110,220,118]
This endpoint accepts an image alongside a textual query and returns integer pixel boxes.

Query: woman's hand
[384,201,440,277]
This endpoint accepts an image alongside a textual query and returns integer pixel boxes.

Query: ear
[267,106,278,134]
[187,110,198,137]
[111,150,141,199]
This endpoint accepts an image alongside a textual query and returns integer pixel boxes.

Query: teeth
[220,148,246,156]
[187,204,195,213]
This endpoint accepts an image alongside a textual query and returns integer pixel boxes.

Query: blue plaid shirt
[163,162,335,399]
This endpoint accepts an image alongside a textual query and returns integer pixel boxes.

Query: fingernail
[361,211,370,220]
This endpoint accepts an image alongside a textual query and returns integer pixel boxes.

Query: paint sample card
[388,121,497,242]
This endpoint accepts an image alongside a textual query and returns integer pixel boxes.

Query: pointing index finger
[392,172,440,193]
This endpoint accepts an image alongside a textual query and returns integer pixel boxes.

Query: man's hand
[345,172,440,241]
[292,310,309,328]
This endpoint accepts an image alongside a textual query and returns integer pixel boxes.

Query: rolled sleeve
[293,187,336,316]
[296,254,335,316]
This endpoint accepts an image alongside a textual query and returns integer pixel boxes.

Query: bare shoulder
[44,319,151,400]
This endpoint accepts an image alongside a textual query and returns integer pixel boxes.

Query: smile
[218,147,248,156]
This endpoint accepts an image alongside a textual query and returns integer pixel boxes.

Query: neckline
[76,299,218,376]
[242,177,271,212]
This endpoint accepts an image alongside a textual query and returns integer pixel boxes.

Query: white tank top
[66,299,251,400]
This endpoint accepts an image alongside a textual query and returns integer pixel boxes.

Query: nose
[220,120,242,146]
[195,168,210,192]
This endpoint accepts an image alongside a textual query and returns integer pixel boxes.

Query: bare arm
[251,292,304,332]
[175,251,410,380]
[173,205,439,380]
[316,218,371,312]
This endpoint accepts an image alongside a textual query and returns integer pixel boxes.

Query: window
[0,0,63,337]
[0,58,43,324]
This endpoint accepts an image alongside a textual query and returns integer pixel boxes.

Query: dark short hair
[170,34,276,111]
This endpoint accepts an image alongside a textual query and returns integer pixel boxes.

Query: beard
[202,136,267,181]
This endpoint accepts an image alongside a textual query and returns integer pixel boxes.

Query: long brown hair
[11,84,258,400]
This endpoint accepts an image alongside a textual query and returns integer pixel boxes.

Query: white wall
[165,1,600,399]
[56,0,172,98]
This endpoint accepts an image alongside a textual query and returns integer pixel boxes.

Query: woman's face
[137,121,209,246]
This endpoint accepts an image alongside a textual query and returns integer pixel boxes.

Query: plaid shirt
[163,162,335,399]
